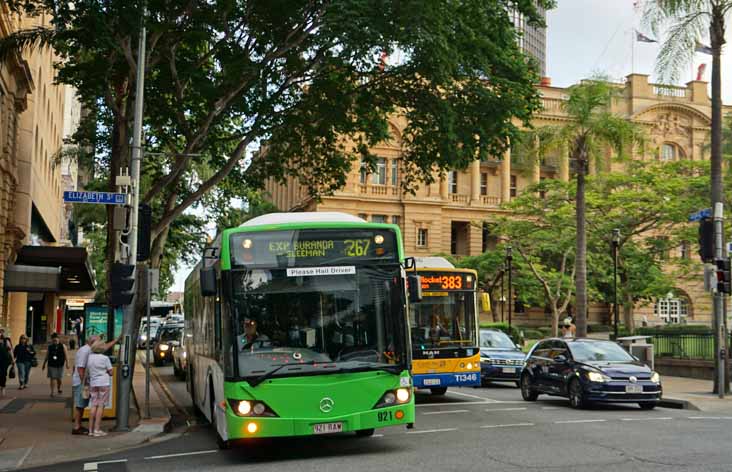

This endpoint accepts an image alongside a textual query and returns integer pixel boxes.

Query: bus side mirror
[404,257,416,270]
[407,274,422,302]
[200,267,217,297]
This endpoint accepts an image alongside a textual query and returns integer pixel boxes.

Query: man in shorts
[43,333,69,397]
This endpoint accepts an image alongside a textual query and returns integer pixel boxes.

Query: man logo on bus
[320,397,334,413]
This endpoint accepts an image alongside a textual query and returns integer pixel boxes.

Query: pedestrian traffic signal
[698,218,714,263]
[715,258,732,295]
[111,262,136,306]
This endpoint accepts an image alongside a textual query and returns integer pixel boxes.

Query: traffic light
[111,262,135,306]
[137,203,152,261]
[698,218,714,263]
[715,258,732,295]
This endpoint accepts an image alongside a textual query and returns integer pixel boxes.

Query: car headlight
[587,371,610,383]
[650,372,661,383]
[182,351,187,358]
[159,344,169,351]
[480,357,491,363]
[141,334,148,341]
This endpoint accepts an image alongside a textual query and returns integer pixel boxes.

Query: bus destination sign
[419,272,473,292]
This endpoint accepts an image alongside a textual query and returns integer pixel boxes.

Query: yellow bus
[408,257,480,395]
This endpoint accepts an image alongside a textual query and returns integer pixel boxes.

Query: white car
[172,329,188,379]
[138,319,162,348]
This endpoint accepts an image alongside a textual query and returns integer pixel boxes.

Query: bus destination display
[231,230,398,267]
[420,272,473,291]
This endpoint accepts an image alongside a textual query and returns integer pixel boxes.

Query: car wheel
[568,378,587,409]
[520,372,538,401]
[638,402,657,410]
[356,428,375,437]
[430,387,448,395]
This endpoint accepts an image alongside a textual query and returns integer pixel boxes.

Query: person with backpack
[13,335,36,389]
[43,332,69,396]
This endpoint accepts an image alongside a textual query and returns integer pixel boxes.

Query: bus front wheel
[356,428,375,437]
[430,387,447,396]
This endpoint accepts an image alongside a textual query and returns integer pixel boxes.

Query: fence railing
[649,333,732,361]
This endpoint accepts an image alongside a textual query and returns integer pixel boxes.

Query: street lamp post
[612,229,620,340]
[506,246,513,331]
[500,268,505,323]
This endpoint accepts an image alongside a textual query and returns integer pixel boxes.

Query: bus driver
[238,318,270,351]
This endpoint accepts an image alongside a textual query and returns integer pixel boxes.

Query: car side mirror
[516,343,522,349]
[407,274,422,302]
[200,267,217,297]
[553,355,568,363]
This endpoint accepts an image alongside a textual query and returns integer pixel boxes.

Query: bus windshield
[410,291,475,348]
[227,265,406,379]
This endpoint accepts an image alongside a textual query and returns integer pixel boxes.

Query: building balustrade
[480,195,501,206]
[652,84,688,99]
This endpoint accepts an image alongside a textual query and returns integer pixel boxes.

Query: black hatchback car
[520,338,662,409]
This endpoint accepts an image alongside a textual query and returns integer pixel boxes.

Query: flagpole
[631,29,635,74]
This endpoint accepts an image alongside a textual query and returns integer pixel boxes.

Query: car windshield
[410,292,475,348]
[569,341,635,362]
[158,327,182,343]
[479,330,515,349]
[228,265,406,379]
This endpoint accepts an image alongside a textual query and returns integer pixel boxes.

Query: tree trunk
[551,306,559,337]
[575,155,588,338]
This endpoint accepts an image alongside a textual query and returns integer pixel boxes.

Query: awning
[4,246,96,295]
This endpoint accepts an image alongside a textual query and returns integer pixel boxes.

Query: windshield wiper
[246,360,334,387]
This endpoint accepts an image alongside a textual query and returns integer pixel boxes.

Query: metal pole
[500,270,505,323]
[145,269,151,419]
[116,7,147,430]
[612,229,620,340]
[507,246,513,331]
[713,202,725,398]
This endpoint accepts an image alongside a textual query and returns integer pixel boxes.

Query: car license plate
[502,367,515,373]
[313,422,343,434]
[626,384,643,393]
[423,378,441,386]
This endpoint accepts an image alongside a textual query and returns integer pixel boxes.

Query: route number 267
[344,239,370,257]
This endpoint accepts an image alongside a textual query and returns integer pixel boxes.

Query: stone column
[500,147,511,203]
[559,143,570,182]
[470,159,481,204]
[440,174,449,200]
[7,292,27,339]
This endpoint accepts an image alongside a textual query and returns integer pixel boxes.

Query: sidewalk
[0,348,171,471]
[661,375,732,412]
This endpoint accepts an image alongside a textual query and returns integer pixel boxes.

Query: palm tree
[644,0,730,393]
[644,0,727,217]
[524,80,641,337]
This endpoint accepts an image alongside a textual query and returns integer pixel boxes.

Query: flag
[635,30,657,43]
[697,63,707,81]
[695,41,713,55]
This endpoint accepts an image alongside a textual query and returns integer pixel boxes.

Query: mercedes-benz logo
[319,397,334,413]
[629,376,637,383]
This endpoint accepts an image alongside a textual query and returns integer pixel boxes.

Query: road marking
[417,401,495,407]
[448,391,500,402]
[541,407,560,410]
[373,434,384,438]
[406,428,458,435]
[484,407,527,412]
[687,416,732,420]
[144,450,218,460]
[480,423,534,429]
[554,419,607,424]
[422,409,470,415]
[83,460,128,471]
[620,417,673,422]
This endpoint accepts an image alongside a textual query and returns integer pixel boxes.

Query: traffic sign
[689,208,712,222]
[63,191,127,205]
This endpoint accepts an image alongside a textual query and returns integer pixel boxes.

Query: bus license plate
[625,384,643,394]
[502,367,515,373]
[313,422,343,434]
[423,378,441,386]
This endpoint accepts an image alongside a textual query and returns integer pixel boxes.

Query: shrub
[637,324,712,335]
[522,329,543,339]
[587,324,610,333]
[537,326,553,337]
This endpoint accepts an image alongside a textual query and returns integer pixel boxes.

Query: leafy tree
[3,0,554,312]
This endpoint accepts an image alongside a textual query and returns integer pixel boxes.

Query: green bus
[184,212,416,447]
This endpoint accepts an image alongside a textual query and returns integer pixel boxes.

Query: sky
[168,0,732,294]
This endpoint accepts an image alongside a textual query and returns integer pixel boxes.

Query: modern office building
[511,4,547,76]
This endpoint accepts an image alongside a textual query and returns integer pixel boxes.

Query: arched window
[661,142,684,161]
[654,295,689,323]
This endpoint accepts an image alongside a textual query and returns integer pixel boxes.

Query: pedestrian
[72,334,118,435]
[85,341,113,437]
[0,330,12,397]
[43,332,69,397]
[560,318,573,338]
[13,335,36,389]
[0,328,13,351]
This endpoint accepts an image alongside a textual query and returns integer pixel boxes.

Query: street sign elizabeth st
[63,191,127,205]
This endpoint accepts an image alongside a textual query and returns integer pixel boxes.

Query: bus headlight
[396,388,410,403]
[228,399,278,417]
[159,344,170,351]
[382,392,396,405]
